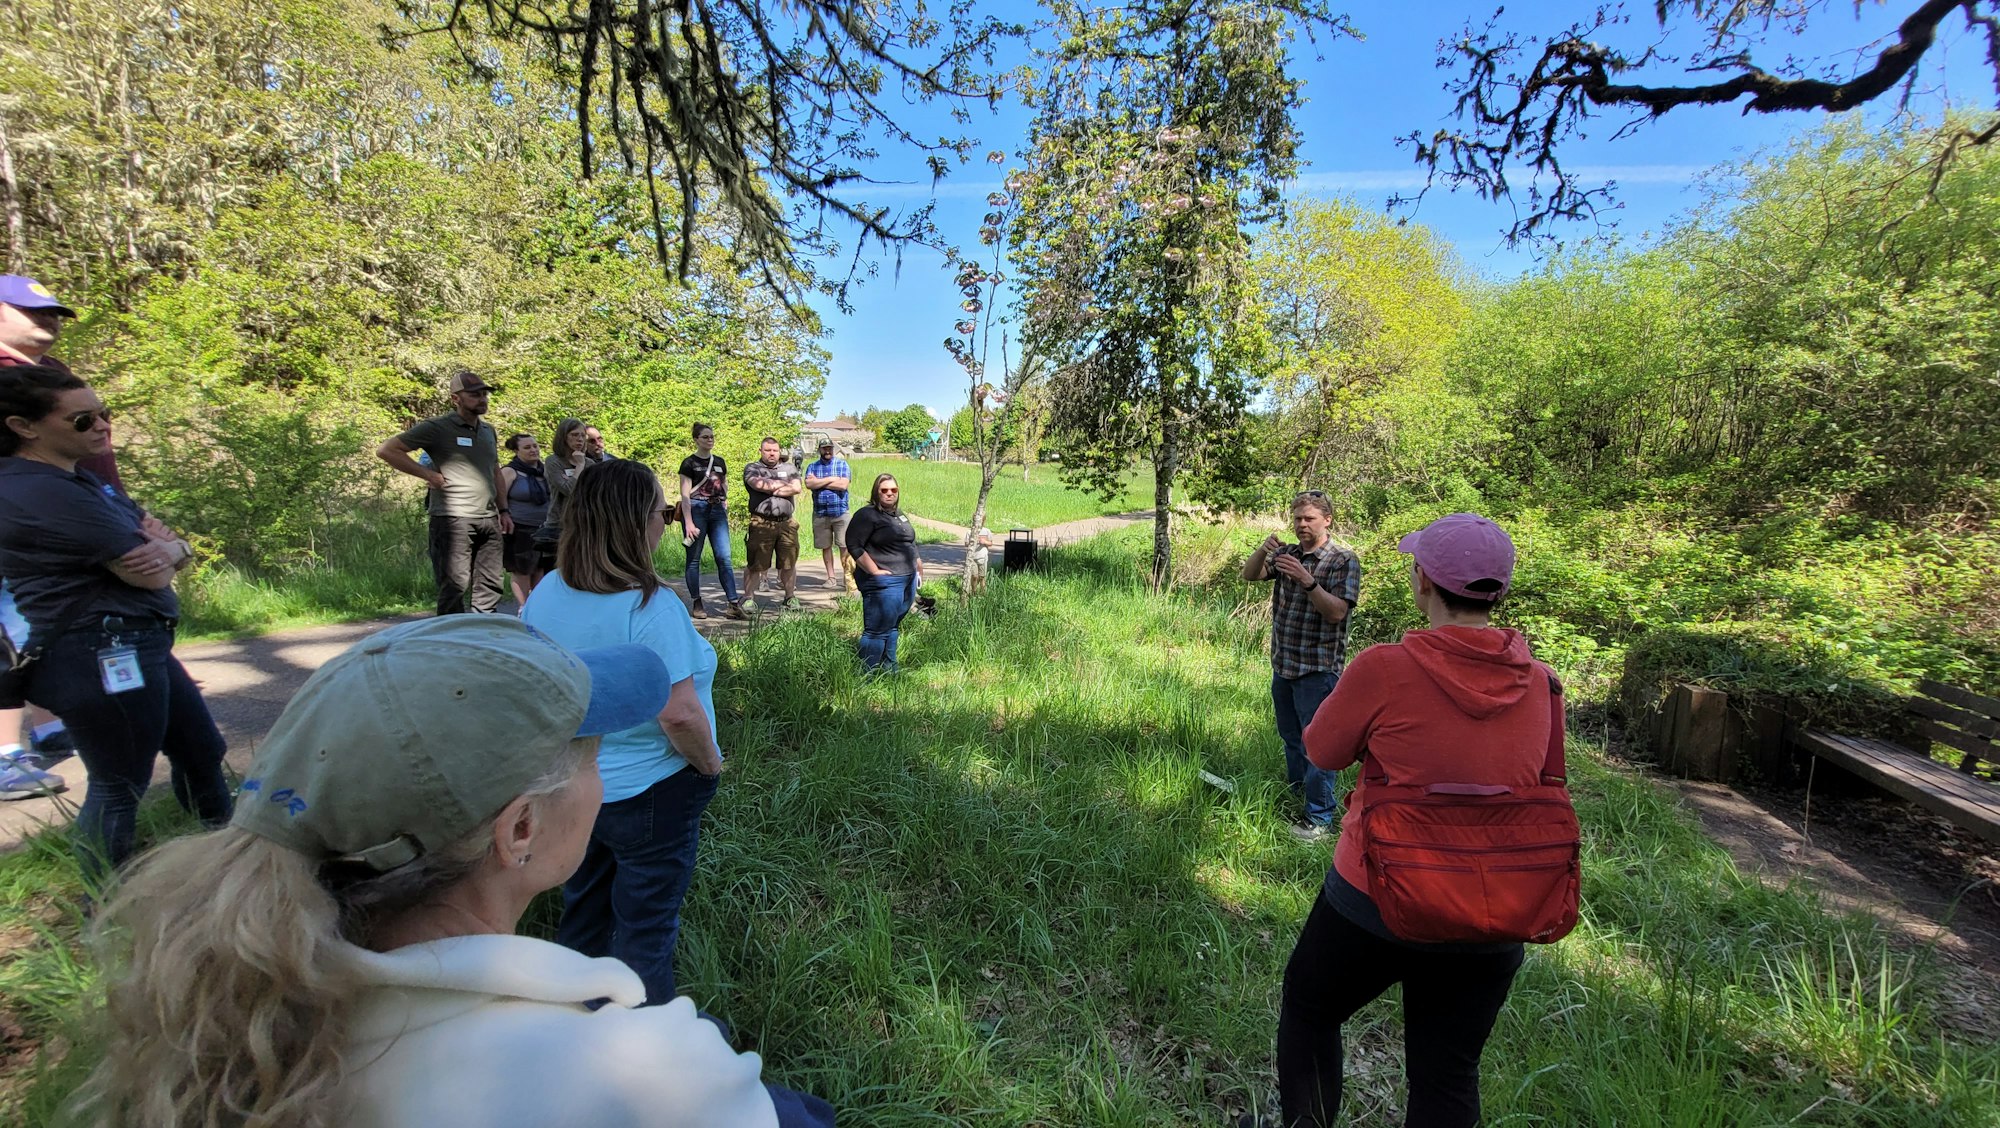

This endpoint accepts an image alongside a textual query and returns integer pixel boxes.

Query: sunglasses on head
[66,408,112,431]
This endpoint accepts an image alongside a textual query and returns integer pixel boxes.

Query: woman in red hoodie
[1277,513,1564,1128]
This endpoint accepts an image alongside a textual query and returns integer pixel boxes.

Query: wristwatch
[1303,581,1320,594]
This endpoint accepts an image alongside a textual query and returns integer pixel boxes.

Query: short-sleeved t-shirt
[804,457,851,517]
[0,458,174,630]
[395,413,498,518]
[677,454,728,503]
[845,505,919,575]
[742,459,800,520]
[522,574,720,803]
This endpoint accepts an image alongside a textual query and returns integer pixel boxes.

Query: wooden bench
[1793,680,2000,845]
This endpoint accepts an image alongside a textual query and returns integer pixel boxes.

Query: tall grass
[177,514,434,641]
[4,536,1995,1125]
[851,458,1155,531]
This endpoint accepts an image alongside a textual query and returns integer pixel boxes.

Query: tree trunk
[1152,367,1179,590]
[0,114,22,271]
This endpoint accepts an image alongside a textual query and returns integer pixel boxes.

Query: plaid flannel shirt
[806,457,851,517]
[1264,541,1361,679]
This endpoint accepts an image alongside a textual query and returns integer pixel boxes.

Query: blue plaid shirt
[805,457,851,517]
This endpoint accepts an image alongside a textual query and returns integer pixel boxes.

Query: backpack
[1357,671,1580,945]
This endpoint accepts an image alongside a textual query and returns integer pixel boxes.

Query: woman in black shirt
[677,423,744,620]
[844,474,922,671]
[0,365,230,882]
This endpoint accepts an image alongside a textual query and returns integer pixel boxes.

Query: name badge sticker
[456,436,474,447]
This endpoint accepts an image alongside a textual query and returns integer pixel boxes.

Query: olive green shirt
[397,413,499,519]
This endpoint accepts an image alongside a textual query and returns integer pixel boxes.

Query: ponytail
[69,737,597,1127]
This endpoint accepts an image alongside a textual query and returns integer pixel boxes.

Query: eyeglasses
[66,408,112,431]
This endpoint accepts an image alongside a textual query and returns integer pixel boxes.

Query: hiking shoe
[690,600,708,620]
[0,758,67,801]
[726,601,749,620]
[782,596,804,611]
[1287,819,1330,843]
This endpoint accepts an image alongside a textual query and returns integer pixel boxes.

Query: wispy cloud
[1289,164,1709,192]
[841,179,1005,201]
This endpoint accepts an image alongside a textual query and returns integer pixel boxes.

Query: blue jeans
[1273,670,1340,826]
[684,499,740,605]
[856,571,917,670]
[26,624,231,882]
[557,767,718,1006]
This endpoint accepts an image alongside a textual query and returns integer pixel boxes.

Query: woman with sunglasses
[0,365,231,882]
[844,473,923,672]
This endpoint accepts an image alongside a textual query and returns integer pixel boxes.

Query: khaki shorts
[746,516,799,571]
[812,511,852,551]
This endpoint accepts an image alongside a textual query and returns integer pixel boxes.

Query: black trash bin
[1003,528,1038,571]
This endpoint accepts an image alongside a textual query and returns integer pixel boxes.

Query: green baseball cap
[233,616,670,872]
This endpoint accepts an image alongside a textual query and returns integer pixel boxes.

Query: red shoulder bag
[1357,672,1581,945]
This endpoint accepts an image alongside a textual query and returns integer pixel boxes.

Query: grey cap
[233,617,670,872]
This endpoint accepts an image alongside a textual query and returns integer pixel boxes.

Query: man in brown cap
[376,369,512,614]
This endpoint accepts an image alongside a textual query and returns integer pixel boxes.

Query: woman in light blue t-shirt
[521,459,723,1007]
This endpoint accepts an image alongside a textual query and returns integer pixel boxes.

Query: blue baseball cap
[0,276,77,318]
[234,616,671,871]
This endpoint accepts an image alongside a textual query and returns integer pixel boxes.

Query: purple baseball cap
[1397,513,1515,601]
[0,276,77,318]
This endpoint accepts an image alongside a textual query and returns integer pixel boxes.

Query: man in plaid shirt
[1241,490,1361,839]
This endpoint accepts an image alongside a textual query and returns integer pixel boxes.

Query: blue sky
[803,1,1994,420]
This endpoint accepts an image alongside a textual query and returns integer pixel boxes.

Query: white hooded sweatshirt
[339,934,779,1127]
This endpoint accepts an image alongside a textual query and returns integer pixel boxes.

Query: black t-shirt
[677,454,728,502]
[0,458,176,631]
[844,505,919,575]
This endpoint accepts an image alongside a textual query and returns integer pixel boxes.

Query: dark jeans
[25,624,231,883]
[856,571,917,671]
[427,514,505,615]
[557,767,718,1007]
[684,499,741,605]
[1273,671,1340,825]
[767,1084,837,1127]
[1277,890,1524,1128]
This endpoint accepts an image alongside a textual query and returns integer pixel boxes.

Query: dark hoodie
[1304,625,1564,894]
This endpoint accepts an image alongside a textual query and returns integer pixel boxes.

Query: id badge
[98,646,145,694]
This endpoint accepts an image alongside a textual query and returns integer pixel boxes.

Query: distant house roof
[806,419,864,432]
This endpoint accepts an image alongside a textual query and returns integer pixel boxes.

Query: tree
[942,174,1047,585]
[1012,0,1345,586]
[1247,198,1476,517]
[1409,1,2000,242]
[880,403,937,454]
[422,0,1022,304]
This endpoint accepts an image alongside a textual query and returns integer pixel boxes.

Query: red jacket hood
[1399,625,1536,719]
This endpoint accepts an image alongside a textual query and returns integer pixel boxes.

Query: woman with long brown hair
[521,459,725,1008]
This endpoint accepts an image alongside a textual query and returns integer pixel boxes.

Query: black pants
[428,515,505,615]
[1277,889,1524,1128]
[25,625,231,883]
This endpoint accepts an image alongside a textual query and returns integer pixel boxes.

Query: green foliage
[879,405,939,455]
[1012,0,1350,584]
[1244,198,1486,516]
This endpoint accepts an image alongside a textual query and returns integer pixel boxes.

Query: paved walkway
[0,510,1151,852]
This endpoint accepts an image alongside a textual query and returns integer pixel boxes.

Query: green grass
[5,535,1996,1125]
[851,458,1155,532]
[177,518,434,642]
